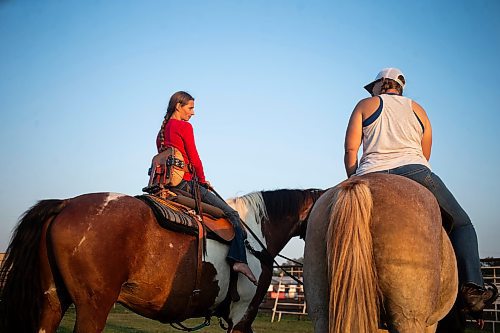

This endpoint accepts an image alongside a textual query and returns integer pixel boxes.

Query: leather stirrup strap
[184,215,205,316]
[190,172,207,256]
[183,175,215,316]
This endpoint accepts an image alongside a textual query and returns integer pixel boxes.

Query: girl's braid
[158,112,170,152]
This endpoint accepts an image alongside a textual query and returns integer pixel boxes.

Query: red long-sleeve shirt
[156,119,206,183]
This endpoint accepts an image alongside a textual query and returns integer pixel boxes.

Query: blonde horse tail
[326,178,379,333]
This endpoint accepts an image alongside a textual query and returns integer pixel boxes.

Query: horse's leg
[39,219,72,333]
[60,266,120,332]
[47,195,135,332]
[39,268,71,333]
[304,191,336,333]
[230,325,252,333]
[73,295,116,333]
[39,297,70,333]
[436,303,466,333]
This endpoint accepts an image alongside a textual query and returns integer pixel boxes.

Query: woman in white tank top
[344,68,497,320]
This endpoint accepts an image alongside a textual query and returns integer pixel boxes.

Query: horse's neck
[265,217,297,256]
[241,213,292,258]
[228,189,321,256]
[227,193,269,252]
[228,200,294,257]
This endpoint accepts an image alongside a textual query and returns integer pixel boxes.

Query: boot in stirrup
[461,282,499,318]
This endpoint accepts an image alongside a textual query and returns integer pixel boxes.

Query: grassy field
[56,305,313,333]
[56,304,490,332]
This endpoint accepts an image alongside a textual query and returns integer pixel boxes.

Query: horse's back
[50,192,155,258]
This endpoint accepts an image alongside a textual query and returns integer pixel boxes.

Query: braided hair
[157,91,194,152]
[380,75,406,95]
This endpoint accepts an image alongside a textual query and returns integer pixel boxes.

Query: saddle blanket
[136,194,234,243]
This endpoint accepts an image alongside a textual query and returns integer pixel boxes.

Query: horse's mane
[227,192,268,225]
[260,189,323,222]
[227,189,323,225]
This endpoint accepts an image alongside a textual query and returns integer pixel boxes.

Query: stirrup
[461,281,499,316]
[484,281,499,306]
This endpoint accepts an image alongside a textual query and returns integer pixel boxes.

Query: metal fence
[477,262,500,332]
[269,267,307,322]
[266,261,500,332]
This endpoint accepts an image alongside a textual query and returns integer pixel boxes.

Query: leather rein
[168,183,305,332]
[209,186,304,285]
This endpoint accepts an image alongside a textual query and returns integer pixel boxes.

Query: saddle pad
[136,195,234,242]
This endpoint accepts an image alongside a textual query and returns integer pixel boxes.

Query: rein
[170,185,306,331]
[274,254,304,285]
[209,186,305,285]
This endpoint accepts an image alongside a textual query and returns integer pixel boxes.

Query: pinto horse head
[229,188,324,257]
[225,188,324,331]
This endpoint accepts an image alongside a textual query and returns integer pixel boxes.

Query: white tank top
[355,94,431,176]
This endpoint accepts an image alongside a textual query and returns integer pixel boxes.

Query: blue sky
[1,0,499,260]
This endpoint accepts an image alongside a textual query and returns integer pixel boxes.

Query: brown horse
[0,188,323,333]
[304,174,457,333]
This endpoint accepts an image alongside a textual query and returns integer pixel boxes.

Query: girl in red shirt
[157,91,257,285]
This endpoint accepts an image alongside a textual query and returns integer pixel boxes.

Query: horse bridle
[210,186,305,285]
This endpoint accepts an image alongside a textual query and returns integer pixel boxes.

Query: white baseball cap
[364,68,405,94]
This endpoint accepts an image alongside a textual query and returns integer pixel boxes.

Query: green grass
[56,305,492,332]
[56,305,313,333]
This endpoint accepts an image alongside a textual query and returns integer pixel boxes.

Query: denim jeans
[375,164,483,286]
[177,180,248,264]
